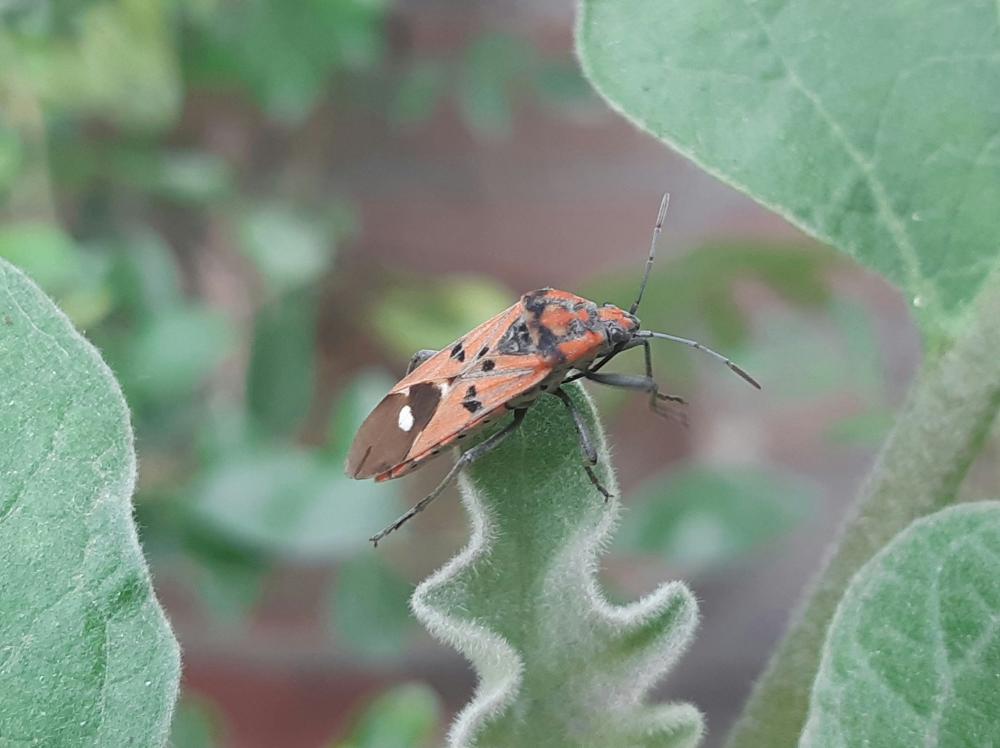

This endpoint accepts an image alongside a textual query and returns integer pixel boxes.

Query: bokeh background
[0,1,927,746]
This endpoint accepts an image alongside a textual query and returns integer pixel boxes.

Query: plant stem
[725,270,1000,748]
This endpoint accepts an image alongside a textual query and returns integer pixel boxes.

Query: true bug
[347,195,760,545]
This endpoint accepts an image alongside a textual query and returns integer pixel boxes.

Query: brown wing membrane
[346,302,524,479]
[345,382,442,479]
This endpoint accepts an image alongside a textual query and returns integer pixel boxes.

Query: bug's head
[597,304,640,351]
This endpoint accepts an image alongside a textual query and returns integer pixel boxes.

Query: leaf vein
[738,0,934,309]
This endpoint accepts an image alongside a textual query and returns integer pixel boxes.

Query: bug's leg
[585,370,688,427]
[640,339,687,409]
[406,349,438,374]
[551,388,613,501]
[370,408,527,546]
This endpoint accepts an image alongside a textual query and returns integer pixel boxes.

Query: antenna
[629,192,670,316]
[637,330,761,389]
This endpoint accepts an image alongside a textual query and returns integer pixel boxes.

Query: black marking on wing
[481,359,496,371]
[462,400,483,413]
[451,342,465,362]
[498,319,534,355]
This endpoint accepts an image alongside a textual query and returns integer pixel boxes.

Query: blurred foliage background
[0,1,920,746]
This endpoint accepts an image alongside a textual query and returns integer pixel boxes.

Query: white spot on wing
[437,382,451,395]
[398,404,414,432]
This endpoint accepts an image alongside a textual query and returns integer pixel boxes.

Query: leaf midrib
[736,0,934,311]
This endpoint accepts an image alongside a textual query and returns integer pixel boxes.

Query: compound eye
[607,325,630,346]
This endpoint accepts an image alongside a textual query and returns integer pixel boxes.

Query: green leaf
[193,444,398,560]
[0,0,182,128]
[801,502,1000,746]
[149,150,232,203]
[327,370,399,455]
[333,682,442,748]
[108,229,184,319]
[0,259,179,744]
[824,408,895,447]
[169,694,226,748]
[618,467,815,570]
[577,0,1000,338]
[458,34,532,138]
[246,292,317,435]
[582,243,835,355]
[390,62,446,127]
[735,301,883,402]
[372,277,513,360]
[0,126,23,191]
[239,204,334,295]
[412,384,703,747]
[0,222,82,295]
[121,305,233,403]
[330,555,412,661]
[182,0,387,122]
[193,373,401,560]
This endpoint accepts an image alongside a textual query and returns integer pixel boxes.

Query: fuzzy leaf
[801,502,1000,746]
[411,384,702,748]
[577,0,1000,338]
[0,260,180,744]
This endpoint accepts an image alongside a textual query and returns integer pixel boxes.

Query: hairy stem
[726,269,1000,748]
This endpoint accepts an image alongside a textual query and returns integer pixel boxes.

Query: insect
[346,195,760,546]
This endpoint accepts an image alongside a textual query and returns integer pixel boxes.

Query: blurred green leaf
[0,225,114,327]
[618,466,816,569]
[458,34,533,138]
[189,556,265,623]
[532,61,594,108]
[193,444,398,560]
[735,301,883,403]
[331,554,413,660]
[827,298,886,397]
[239,204,334,295]
[108,229,183,318]
[247,292,317,435]
[372,276,512,360]
[170,694,226,748]
[0,0,181,128]
[182,0,387,122]
[334,683,442,748]
[0,127,23,191]
[390,62,446,127]
[0,222,82,294]
[584,243,834,361]
[151,150,232,203]
[194,372,401,560]
[824,408,896,447]
[105,145,232,203]
[122,305,233,402]
[326,368,398,455]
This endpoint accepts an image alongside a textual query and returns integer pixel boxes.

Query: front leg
[585,369,688,426]
[551,388,612,501]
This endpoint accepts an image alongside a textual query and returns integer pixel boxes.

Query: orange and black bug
[346,195,760,545]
